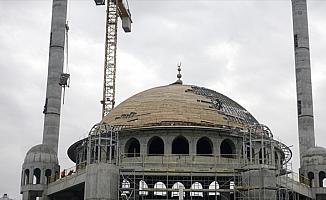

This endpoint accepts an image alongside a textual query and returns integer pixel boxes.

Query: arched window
[24,169,30,185]
[308,172,314,188]
[148,136,164,155]
[154,182,167,196]
[319,171,326,187]
[139,180,148,196]
[220,139,235,158]
[196,137,213,155]
[45,169,52,184]
[33,168,41,184]
[125,138,140,157]
[122,179,131,194]
[172,136,189,154]
[190,182,203,197]
[171,182,185,198]
[208,181,220,196]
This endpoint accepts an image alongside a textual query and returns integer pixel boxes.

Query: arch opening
[220,139,235,158]
[139,180,148,196]
[172,136,189,155]
[122,179,131,194]
[24,169,30,185]
[154,182,167,196]
[55,171,59,180]
[319,171,326,187]
[33,168,41,184]
[125,138,140,157]
[196,137,213,156]
[308,172,314,188]
[209,181,220,196]
[148,136,164,155]
[171,182,185,198]
[190,182,203,197]
[45,169,52,184]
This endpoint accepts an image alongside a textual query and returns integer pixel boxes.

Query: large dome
[102,84,258,130]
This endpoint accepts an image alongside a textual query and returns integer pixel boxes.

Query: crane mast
[94,0,132,118]
[102,0,118,118]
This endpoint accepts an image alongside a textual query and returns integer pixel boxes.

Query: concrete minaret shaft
[42,0,68,154]
[291,0,315,165]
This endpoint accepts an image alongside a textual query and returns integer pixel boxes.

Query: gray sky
[0,0,326,198]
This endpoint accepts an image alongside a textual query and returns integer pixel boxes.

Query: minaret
[20,1,67,199]
[42,0,68,154]
[291,0,315,165]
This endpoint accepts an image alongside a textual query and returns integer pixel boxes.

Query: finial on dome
[174,62,183,85]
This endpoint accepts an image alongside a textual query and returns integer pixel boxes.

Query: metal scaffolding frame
[115,125,303,200]
[86,122,119,165]
[66,123,312,200]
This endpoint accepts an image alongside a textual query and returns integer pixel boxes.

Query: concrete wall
[84,163,119,200]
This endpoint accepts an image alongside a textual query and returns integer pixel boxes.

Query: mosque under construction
[19,0,326,199]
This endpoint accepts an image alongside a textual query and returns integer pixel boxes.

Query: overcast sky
[0,0,325,198]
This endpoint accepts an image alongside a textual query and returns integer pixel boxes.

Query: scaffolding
[87,122,119,164]
[116,124,300,200]
[66,123,312,200]
[72,122,120,170]
[119,167,237,200]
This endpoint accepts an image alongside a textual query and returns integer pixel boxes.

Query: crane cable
[65,0,71,76]
[62,0,71,104]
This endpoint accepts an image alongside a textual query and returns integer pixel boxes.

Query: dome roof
[103,84,258,130]
[303,146,326,157]
[24,144,58,164]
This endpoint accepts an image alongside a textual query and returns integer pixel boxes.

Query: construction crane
[94,0,132,118]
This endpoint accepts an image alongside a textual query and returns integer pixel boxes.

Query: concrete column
[42,0,68,154]
[189,135,195,155]
[242,168,277,200]
[84,163,119,200]
[291,0,315,165]
[165,136,173,155]
[21,170,25,186]
[140,137,147,155]
[22,191,29,200]
[40,168,45,185]
[214,137,221,155]
[316,172,320,187]
[29,168,34,185]
[120,141,125,155]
